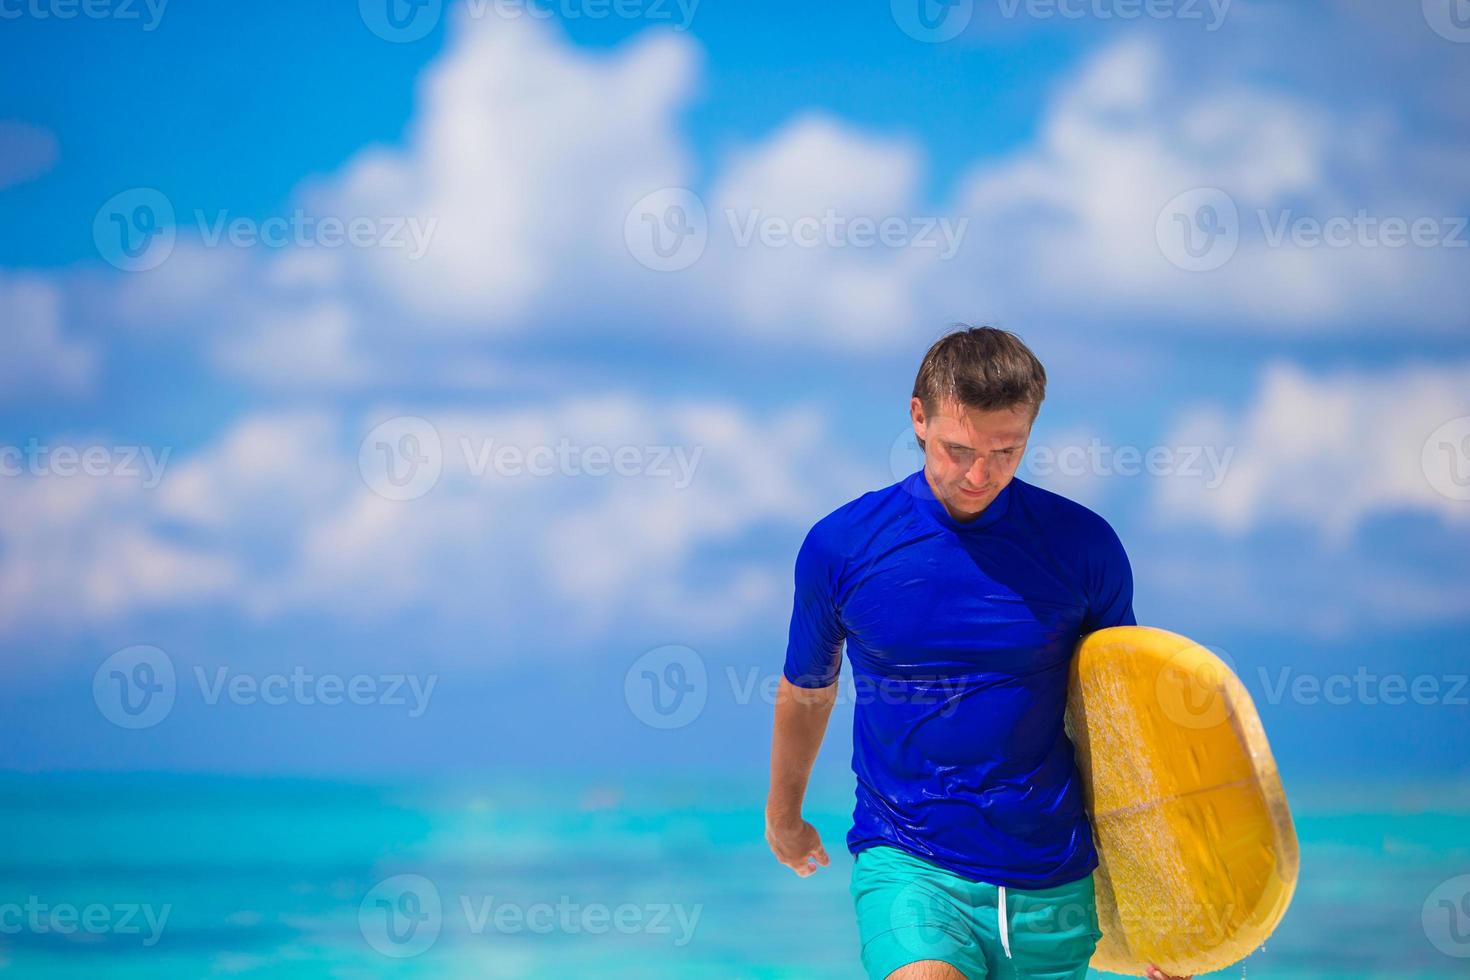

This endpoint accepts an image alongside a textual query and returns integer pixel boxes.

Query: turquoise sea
[1,774,1467,979]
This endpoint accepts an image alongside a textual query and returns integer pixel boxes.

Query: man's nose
[968,456,992,486]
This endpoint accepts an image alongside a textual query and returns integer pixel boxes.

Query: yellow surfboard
[1064,626,1299,977]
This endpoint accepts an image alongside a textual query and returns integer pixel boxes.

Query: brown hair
[912,324,1047,420]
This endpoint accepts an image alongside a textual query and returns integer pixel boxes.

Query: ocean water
[0,774,1466,979]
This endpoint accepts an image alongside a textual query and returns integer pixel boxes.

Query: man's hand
[765,814,830,877]
[1145,964,1192,980]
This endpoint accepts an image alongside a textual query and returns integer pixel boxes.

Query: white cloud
[948,36,1470,330]
[705,115,941,345]
[0,471,238,628]
[302,14,951,349]
[306,10,697,325]
[0,396,867,642]
[265,397,859,636]
[109,243,256,328]
[1153,359,1470,540]
[212,301,373,387]
[0,274,97,400]
[158,411,344,528]
[26,19,1466,398]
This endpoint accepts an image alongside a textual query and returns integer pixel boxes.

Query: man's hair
[912,325,1047,420]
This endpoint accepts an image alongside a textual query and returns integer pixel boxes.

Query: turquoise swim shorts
[850,845,1104,979]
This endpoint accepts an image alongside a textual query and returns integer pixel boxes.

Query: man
[765,327,1190,980]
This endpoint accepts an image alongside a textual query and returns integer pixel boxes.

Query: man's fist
[765,816,831,877]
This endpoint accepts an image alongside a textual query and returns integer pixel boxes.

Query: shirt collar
[904,468,1015,532]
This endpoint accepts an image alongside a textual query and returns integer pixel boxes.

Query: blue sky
[1,0,1468,785]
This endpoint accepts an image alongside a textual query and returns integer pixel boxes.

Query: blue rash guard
[783,468,1136,889]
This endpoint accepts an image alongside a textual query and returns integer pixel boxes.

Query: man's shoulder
[1009,476,1123,544]
[802,477,911,557]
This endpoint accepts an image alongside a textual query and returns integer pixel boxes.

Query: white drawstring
[997,885,1012,959]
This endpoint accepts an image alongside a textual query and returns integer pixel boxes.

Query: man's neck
[923,468,985,524]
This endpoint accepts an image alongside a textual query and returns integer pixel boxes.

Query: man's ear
[910,397,927,452]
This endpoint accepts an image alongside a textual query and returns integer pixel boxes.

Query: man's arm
[1081,517,1136,633]
[765,675,837,877]
[769,521,846,876]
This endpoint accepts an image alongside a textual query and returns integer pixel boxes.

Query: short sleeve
[782,524,847,688]
[1080,520,1136,633]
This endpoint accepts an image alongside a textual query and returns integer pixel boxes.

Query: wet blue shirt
[783,468,1136,889]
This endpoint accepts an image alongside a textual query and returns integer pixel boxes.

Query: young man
[765,327,1190,980]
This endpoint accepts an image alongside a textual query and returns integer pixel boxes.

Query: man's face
[911,397,1034,521]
